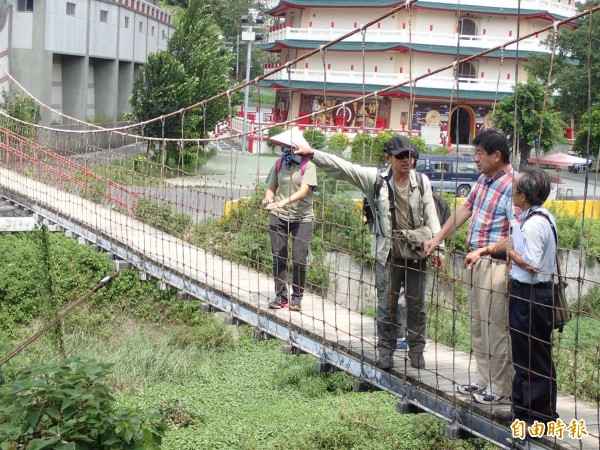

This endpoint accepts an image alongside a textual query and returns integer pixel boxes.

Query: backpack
[275,156,310,179]
[363,170,450,231]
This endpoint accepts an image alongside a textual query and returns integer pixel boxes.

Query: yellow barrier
[224,197,251,218]
[546,199,600,219]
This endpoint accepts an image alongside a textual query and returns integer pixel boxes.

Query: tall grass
[1,319,233,392]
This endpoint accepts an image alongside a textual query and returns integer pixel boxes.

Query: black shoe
[493,408,514,424]
[408,352,425,369]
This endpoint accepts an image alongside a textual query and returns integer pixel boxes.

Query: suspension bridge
[0,2,599,448]
[0,126,597,450]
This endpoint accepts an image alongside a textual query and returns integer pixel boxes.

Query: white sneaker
[456,383,485,395]
[473,389,510,405]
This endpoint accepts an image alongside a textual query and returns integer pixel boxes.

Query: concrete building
[260,0,577,147]
[0,0,174,124]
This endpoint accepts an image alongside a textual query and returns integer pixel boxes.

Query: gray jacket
[312,150,444,265]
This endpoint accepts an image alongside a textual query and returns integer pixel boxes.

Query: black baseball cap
[385,136,419,159]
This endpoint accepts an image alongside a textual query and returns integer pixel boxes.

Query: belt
[510,279,552,289]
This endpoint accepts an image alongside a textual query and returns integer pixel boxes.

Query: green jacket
[312,150,444,264]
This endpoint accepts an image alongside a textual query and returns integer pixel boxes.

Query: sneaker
[473,389,509,405]
[408,351,425,369]
[376,352,394,370]
[456,383,485,395]
[396,338,408,350]
[289,301,301,312]
[268,298,289,309]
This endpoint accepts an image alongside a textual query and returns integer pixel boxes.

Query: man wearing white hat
[263,128,318,311]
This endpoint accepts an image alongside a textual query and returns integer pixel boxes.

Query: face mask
[281,145,294,168]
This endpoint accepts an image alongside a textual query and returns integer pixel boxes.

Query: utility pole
[240,14,264,153]
[241,26,254,153]
[235,32,240,81]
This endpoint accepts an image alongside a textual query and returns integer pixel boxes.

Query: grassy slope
[118,327,489,450]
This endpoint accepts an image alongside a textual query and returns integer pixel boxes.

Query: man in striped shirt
[425,129,516,405]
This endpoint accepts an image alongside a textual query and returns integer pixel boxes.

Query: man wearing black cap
[295,135,444,370]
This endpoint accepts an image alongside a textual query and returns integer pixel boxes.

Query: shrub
[0,357,167,449]
[327,133,350,155]
[350,133,374,163]
[303,129,326,149]
[135,198,193,239]
[372,131,396,164]
[410,136,427,154]
[267,126,285,149]
[80,179,109,204]
[0,232,114,336]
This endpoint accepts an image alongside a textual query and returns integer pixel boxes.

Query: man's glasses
[393,153,412,160]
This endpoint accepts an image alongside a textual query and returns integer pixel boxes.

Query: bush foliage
[0,357,167,449]
[303,128,326,149]
[327,133,350,155]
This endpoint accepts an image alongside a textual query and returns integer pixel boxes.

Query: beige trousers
[468,257,513,397]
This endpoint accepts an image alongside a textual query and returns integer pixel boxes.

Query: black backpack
[363,170,450,231]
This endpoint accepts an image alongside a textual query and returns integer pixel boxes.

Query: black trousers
[509,280,558,423]
[268,215,314,302]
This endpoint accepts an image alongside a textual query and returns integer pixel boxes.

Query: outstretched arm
[294,145,377,194]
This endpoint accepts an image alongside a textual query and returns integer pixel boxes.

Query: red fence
[0,127,140,217]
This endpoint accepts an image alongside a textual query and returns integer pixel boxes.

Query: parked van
[415,154,479,197]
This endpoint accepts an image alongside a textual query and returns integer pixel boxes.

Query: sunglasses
[392,152,412,160]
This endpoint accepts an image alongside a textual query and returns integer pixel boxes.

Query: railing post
[2,129,8,164]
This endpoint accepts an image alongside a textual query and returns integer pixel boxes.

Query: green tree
[493,78,565,168]
[350,133,374,164]
[168,0,235,136]
[130,51,199,164]
[525,5,600,126]
[0,91,41,139]
[573,100,600,156]
[164,0,251,44]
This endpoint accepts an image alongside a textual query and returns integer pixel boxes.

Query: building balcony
[262,66,515,94]
[430,0,577,16]
[266,26,547,54]
[109,0,172,24]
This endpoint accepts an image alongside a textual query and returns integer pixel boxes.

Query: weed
[274,354,354,397]
[158,399,205,428]
[0,357,167,449]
